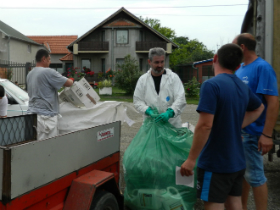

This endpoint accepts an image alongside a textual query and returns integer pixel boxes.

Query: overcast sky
[0,0,249,51]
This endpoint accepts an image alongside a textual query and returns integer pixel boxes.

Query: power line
[136,14,243,16]
[0,4,248,10]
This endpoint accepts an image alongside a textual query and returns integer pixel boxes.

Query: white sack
[58,101,136,134]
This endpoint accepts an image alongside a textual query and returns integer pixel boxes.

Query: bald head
[233,33,256,51]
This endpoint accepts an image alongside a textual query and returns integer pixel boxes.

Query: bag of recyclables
[123,116,196,210]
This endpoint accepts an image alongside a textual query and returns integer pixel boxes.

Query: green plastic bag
[123,117,197,210]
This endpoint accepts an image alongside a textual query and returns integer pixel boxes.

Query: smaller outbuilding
[193,58,214,83]
[174,58,214,84]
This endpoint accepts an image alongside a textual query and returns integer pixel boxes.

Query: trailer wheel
[90,191,119,210]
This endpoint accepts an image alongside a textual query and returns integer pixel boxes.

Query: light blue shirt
[27,67,67,116]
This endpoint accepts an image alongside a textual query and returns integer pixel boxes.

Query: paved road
[120,103,280,210]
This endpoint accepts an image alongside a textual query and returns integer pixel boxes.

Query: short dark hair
[0,85,5,97]
[35,49,50,62]
[236,34,256,51]
[217,44,243,71]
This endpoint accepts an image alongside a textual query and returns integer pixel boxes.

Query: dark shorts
[197,167,245,203]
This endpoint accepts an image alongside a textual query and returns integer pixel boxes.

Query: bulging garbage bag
[123,117,196,210]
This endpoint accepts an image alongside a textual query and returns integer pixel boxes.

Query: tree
[170,39,214,69]
[139,17,214,69]
[139,16,176,40]
[114,55,142,94]
[173,36,190,45]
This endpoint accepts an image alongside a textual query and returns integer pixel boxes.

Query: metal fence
[0,60,35,89]
[173,64,214,84]
[0,114,37,146]
[173,65,198,83]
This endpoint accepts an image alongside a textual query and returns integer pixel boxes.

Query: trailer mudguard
[64,170,123,210]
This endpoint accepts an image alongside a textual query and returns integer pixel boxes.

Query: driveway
[120,103,280,210]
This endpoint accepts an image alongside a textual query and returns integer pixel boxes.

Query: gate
[0,60,35,90]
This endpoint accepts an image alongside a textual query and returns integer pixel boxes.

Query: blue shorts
[242,131,267,187]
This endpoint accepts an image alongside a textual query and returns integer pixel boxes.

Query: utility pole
[216,44,220,51]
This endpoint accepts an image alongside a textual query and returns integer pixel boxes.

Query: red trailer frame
[0,152,123,210]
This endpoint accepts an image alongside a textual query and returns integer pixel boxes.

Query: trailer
[0,114,123,210]
[241,0,280,160]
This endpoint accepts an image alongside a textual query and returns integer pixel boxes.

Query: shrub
[83,67,94,76]
[5,68,13,80]
[184,77,200,97]
[66,67,85,80]
[114,55,142,94]
[97,79,112,89]
[105,68,115,80]
[98,71,104,80]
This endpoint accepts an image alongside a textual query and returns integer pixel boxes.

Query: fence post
[25,62,31,91]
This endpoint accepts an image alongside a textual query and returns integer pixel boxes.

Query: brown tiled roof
[27,35,78,54]
[60,53,73,61]
[104,18,139,27]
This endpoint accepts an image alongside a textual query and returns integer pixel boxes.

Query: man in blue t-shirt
[233,33,279,210]
[180,44,264,210]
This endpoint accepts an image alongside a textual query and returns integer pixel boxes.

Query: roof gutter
[7,36,10,62]
[111,27,114,70]
[0,30,11,61]
[192,63,199,82]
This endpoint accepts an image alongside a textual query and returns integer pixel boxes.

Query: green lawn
[186,97,199,105]
[98,87,199,105]
[98,87,133,103]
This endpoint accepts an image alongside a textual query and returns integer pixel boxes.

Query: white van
[0,79,29,117]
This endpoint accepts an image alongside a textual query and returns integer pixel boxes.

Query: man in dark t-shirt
[180,44,264,210]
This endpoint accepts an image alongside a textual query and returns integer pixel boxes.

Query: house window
[50,64,63,74]
[202,65,214,82]
[101,59,105,73]
[102,31,105,42]
[65,63,73,75]
[116,58,124,66]
[140,31,143,41]
[27,45,31,53]
[82,59,91,70]
[139,58,143,71]
[117,30,128,44]
[116,58,125,70]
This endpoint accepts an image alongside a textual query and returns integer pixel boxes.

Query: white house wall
[50,54,64,64]
[9,39,44,63]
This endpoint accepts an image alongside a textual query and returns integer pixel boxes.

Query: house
[0,20,45,63]
[66,7,178,75]
[27,36,77,74]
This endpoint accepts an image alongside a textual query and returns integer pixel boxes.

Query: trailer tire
[90,191,119,210]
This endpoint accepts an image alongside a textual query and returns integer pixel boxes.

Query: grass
[98,87,200,105]
[98,87,133,103]
[186,97,199,105]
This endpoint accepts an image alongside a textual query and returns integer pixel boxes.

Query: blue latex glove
[145,107,157,118]
[155,109,174,123]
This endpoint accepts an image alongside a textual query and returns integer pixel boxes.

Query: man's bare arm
[258,95,279,155]
[180,112,214,176]
[63,79,73,87]
[242,104,264,128]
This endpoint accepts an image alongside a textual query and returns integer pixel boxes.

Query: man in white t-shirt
[0,85,8,118]
[27,49,73,140]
